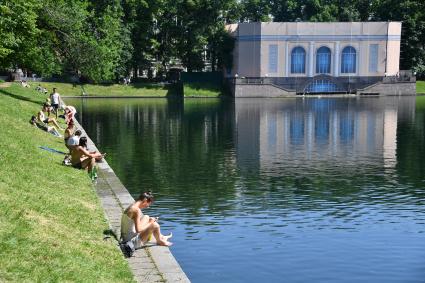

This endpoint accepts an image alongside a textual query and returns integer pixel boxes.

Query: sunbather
[70,136,96,174]
[64,121,76,152]
[78,136,105,162]
[37,103,63,130]
[64,105,77,124]
[121,191,173,248]
[29,116,61,137]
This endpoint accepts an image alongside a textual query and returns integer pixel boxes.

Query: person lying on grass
[121,191,173,248]
[70,136,97,174]
[30,115,62,137]
[37,103,63,130]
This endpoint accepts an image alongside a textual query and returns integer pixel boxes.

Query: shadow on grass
[0,88,42,105]
[103,229,120,242]
[86,82,168,90]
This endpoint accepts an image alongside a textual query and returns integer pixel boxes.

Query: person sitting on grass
[21,80,30,88]
[64,120,76,152]
[70,136,96,174]
[121,191,173,248]
[78,135,105,162]
[37,103,63,130]
[64,105,77,123]
[30,115,62,137]
[66,129,82,152]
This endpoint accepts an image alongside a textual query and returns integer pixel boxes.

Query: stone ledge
[69,114,190,283]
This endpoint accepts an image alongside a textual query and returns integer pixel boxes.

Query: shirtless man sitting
[121,191,172,248]
[70,136,96,174]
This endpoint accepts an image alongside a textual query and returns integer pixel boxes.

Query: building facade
[226,22,416,96]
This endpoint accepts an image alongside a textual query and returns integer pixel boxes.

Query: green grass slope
[0,83,134,282]
[417,81,425,94]
[183,82,222,97]
[33,81,169,97]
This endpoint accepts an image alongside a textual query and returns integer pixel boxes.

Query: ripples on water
[67,96,425,283]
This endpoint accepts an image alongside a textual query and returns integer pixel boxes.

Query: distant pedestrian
[50,88,61,119]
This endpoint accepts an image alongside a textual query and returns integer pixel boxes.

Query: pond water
[66,96,425,283]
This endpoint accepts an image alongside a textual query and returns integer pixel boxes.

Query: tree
[0,0,60,76]
[372,0,425,76]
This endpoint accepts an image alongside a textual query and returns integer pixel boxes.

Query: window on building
[304,79,342,93]
[291,46,306,74]
[369,44,378,73]
[268,44,278,73]
[316,46,331,74]
[341,46,356,73]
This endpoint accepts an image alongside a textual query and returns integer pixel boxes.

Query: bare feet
[157,240,173,246]
[161,233,173,242]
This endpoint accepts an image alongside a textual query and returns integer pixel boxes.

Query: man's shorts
[52,103,59,111]
[72,162,82,169]
[129,234,143,249]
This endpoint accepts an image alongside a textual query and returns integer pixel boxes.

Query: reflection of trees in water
[396,97,425,194]
[73,98,240,216]
[69,96,425,221]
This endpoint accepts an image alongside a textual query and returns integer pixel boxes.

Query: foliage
[0,0,424,79]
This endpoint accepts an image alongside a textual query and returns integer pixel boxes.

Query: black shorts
[52,103,59,110]
[43,118,49,123]
[72,162,82,169]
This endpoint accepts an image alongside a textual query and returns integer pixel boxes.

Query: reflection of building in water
[235,97,416,174]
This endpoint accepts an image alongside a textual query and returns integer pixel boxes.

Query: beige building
[226,22,416,96]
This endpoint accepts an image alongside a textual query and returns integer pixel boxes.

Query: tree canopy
[0,0,424,81]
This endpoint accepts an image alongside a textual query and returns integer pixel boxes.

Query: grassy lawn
[14,80,224,97]
[183,82,222,97]
[31,81,171,97]
[0,83,134,282]
[417,81,425,94]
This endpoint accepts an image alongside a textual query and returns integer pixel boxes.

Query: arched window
[316,46,331,74]
[291,47,306,74]
[341,46,356,73]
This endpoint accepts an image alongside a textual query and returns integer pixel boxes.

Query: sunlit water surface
[66,96,425,283]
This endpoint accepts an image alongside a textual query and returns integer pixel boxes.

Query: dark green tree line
[0,0,424,80]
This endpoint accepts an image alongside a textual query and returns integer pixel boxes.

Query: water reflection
[66,96,425,283]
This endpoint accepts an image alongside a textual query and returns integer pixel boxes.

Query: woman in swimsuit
[64,120,76,153]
